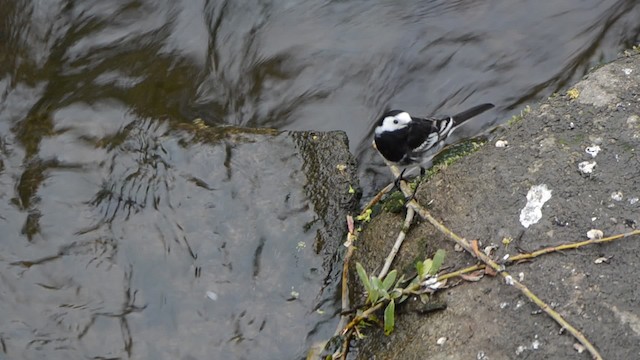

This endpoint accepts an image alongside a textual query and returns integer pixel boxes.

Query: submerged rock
[0,120,359,359]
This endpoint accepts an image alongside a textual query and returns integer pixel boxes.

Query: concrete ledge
[355,53,640,359]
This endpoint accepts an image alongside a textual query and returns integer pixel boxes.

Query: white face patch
[375,111,412,135]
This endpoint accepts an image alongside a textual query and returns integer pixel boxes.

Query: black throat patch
[375,127,411,163]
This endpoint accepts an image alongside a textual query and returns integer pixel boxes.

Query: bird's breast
[375,131,408,163]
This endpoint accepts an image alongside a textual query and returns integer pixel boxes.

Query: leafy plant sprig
[354,249,446,335]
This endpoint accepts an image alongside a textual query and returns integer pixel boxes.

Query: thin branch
[361,182,394,213]
[438,264,484,281]
[378,206,415,279]
[341,302,385,335]
[335,214,361,336]
[507,230,640,262]
[436,230,640,282]
[335,244,357,336]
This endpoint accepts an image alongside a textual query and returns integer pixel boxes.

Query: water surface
[1,0,639,359]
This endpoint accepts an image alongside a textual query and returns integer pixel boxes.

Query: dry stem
[378,206,415,279]
[361,182,394,213]
[436,229,640,282]
[507,230,640,262]
[336,244,356,336]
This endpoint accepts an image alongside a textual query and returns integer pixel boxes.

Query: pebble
[578,161,596,174]
[611,191,623,201]
[495,140,509,148]
[587,229,604,240]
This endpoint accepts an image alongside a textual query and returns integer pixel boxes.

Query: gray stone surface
[354,53,640,359]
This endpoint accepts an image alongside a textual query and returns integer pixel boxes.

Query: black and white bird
[374,103,495,177]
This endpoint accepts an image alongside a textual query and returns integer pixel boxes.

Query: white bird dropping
[585,145,601,158]
[519,184,553,228]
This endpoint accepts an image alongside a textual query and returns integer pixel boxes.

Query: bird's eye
[393,120,398,124]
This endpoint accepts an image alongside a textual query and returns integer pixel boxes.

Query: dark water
[0,0,639,359]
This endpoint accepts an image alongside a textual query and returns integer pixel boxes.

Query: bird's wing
[407,117,454,152]
[401,104,494,165]
[398,117,453,165]
[406,118,435,150]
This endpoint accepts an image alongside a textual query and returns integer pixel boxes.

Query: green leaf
[382,270,397,291]
[419,259,432,279]
[356,263,371,292]
[379,288,390,300]
[384,300,395,335]
[415,261,425,279]
[409,276,420,288]
[370,277,384,303]
[428,249,446,275]
[371,276,384,291]
[368,288,379,305]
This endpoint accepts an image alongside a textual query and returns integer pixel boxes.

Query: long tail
[451,103,495,126]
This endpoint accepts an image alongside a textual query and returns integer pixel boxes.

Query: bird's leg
[412,167,426,195]
[393,168,408,190]
[404,167,426,204]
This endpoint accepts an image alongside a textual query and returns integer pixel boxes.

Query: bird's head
[374,110,412,136]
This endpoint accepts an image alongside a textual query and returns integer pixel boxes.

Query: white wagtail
[374,103,495,188]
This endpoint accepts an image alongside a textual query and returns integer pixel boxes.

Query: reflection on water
[0,0,639,359]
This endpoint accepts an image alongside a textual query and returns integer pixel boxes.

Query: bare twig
[336,244,357,335]
[335,214,362,336]
[436,230,640,282]
[341,302,385,335]
[378,206,415,279]
[361,182,394,213]
[438,264,484,281]
[506,230,640,263]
